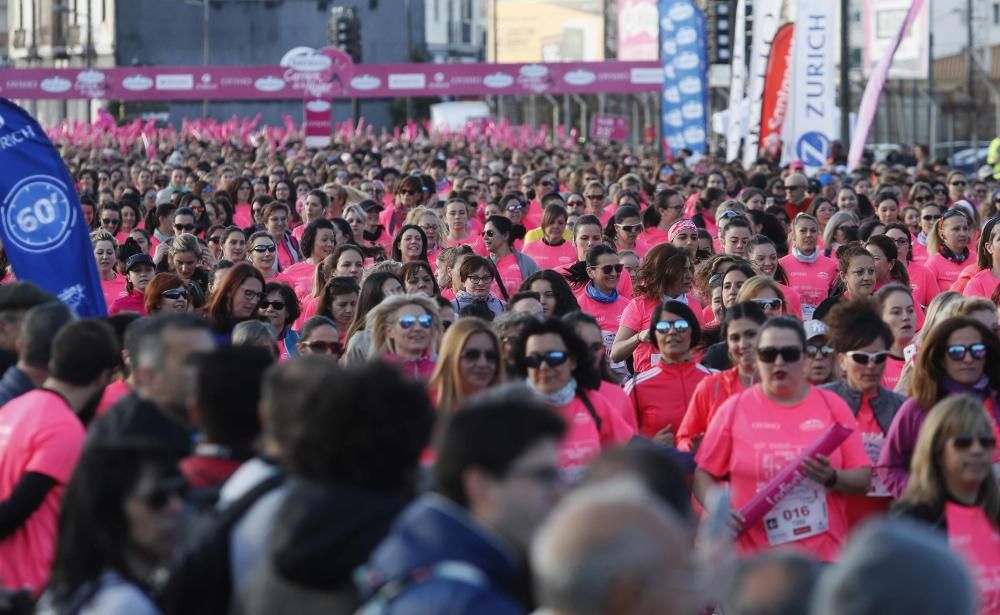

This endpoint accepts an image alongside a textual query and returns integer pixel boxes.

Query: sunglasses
[524,350,569,368]
[174,224,196,232]
[616,223,642,233]
[398,314,434,329]
[506,204,524,212]
[946,343,987,361]
[921,213,942,221]
[752,298,783,311]
[251,245,277,253]
[161,288,189,300]
[101,218,120,226]
[757,346,803,363]
[208,235,222,244]
[655,319,690,333]
[845,350,889,365]
[805,344,835,358]
[139,476,188,511]
[461,348,499,362]
[589,263,624,275]
[952,433,997,450]
[482,229,498,238]
[260,300,286,310]
[950,181,967,186]
[567,200,584,206]
[301,340,342,354]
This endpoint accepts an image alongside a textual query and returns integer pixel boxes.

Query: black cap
[360,199,384,214]
[0,281,58,312]
[125,253,154,272]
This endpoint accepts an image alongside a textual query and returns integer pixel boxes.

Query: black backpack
[158,472,284,615]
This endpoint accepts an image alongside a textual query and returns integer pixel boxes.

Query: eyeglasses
[506,204,524,212]
[139,476,187,511]
[757,346,803,363]
[539,180,555,187]
[301,340,342,355]
[946,343,987,361]
[921,213,942,221]
[616,224,642,233]
[951,433,997,450]
[461,348,499,362]
[889,236,909,246]
[242,289,263,301]
[933,188,948,195]
[468,274,493,285]
[585,194,605,200]
[752,298,783,311]
[567,200,584,207]
[589,263,624,275]
[174,224,196,232]
[845,350,890,365]
[482,230,497,238]
[912,195,932,203]
[398,314,434,329]
[161,288,189,300]
[488,181,503,188]
[524,350,570,368]
[208,235,222,244]
[251,244,277,253]
[260,300,286,310]
[950,181,967,187]
[655,319,690,333]
[101,218,120,226]
[805,344,835,358]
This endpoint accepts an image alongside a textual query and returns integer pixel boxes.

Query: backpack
[158,472,284,615]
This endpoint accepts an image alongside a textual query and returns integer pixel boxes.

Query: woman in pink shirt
[612,243,699,374]
[280,219,338,299]
[926,209,973,292]
[894,395,1000,615]
[522,204,578,270]
[778,214,838,320]
[483,215,539,299]
[263,202,301,270]
[694,317,873,561]
[912,202,944,264]
[564,245,631,373]
[406,207,447,269]
[443,197,474,247]
[605,205,643,254]
[108,253,155,316]
[428,318,503,414]
[668,218,700,259]
[876,284,917,391]
[92,230,126,308]
[367,294,440,381]
[291,190,329,242]
[637,188,685,251]
[747,235,804,318]
[885,222,938,307]
[220,226,247,264]
[963,216,1000,298]
[246,231,282,281]
[391,224,429,266]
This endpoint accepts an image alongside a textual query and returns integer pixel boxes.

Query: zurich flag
[0,99,106,316]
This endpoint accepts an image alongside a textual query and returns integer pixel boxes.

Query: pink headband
[668,219,697,242]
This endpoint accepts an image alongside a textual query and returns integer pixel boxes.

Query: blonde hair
[902,394,999,526]
[957,297,995,317]
[366,294,441,359]
[363,260,402,280]
[405,207,447,247]
[90,229,118,250]
[735,276,787,309]
[428,317,503,413]
[927,210,973,256]
[170,232,200,257]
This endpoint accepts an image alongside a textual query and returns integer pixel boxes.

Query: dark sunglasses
[950,181,967,187]
[655,319,690,333]
[208,235,222,244]
[101,218,120,226]
[140,476,188,511]
[260,300,286,310]
[757,346,803,363]
[161,288,188,300]
[589,263,624,275]
[752,298,783,311]
[617,223,642,233]
[301,340,342,355]
[174,224,196,232]
[399,314,434,329]
[912,195,932,203]
[251,245,277,253]
[524,350,569,368]
[461,348,499,362]
[845,350,889,365]
[922,213,942,221]
[946,343,987,361]
[952,433,997,450]
[482,229,498,238]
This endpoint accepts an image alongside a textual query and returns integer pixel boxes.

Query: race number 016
[16,195,57,233]
[782,505,810,522]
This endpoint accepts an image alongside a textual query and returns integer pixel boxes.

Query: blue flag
[659,0,709,155]
[0,99,106,316]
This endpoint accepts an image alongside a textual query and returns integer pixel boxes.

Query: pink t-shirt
[293,295,321,331]
[0,390,85,592]
[619,294,704,373]
[777,283,804,319]
[95,379,131,418]
[963,267,1000,299]
[925,253,969,293]
[493,253,526,299]
[595,380,638,434]
[778,253,838,320]
[696,385,871,561]
[555,395,604,473]
[232,203,253,228]
[907,261,939,307]
[911,240,929,264]
[881,356,905,391]
[281,260,318,300]
[946,502,1000,615]
[100,274,127,309]
[625,360,717,437]
[521,239,577,271]
[108,291,147,316]
[677,367,746,451]
[951,262,981,294]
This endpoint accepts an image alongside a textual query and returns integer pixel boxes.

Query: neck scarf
[916,231,928,247]
[939,244,969,264]
[791,245,819,264]
[586,283,619,304]
[529,377,577,407]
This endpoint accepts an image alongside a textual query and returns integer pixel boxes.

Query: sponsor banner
[782,0,837,175]
[618,0,660,61]
[590,113,629,141]
[0,98,107,316]
[0,61,662,101]
[303,99,332,148]
[849,0,926,170]
[862,0,929,80]
[659,0,708,156]
[742,0,783,169]
[759,23,794,158]
[725,0,747,162]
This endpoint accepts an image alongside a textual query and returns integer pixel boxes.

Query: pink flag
[848,0,926,170]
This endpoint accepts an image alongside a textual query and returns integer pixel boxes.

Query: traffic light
[707,0,733,64]
[330,7,361,62]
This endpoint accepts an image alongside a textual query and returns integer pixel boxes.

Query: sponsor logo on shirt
[800,419,826,432]
[751,422,782,430]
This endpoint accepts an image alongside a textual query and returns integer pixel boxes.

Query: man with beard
[88,314,216,460]
[0,319,119,592]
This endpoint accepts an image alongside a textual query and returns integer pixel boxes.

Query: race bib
[862,432,891,497]
[763,480,829,546]
[801,304,817,321]
[603,330,628,373]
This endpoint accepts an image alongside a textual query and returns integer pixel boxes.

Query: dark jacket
[820,381,906,434]
[0,366,34,408]
[357,494,525,614]
[86,393,193,461]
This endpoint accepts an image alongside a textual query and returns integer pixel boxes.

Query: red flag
[759,23,794,159]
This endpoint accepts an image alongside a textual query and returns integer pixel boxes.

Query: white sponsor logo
[632,67,663,84]
[350,74,381,90]
[253,76,286,92]
[668,3,694,20]
[678,76,702,95]
[663,40,677,55]
[388,73,426,89]
[305,99,331,113]
[121,75,154,91]
[674,52,700,71]
[563,69,596,86]
[39,77,72,93]
[683,126,706,143]
[681,101,704,119]
[675,26,698,46]
[285,50,332,73]
[155,74,194,90]
[520,64,548,78]
[76,69,105,85]
[483,72,514,88]
[664,87,681,103]
[666,110,683,127]
[800,419,826,432]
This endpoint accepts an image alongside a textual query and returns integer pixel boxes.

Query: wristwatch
[824,469,838,488]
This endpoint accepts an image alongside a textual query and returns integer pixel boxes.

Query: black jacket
[86,393,192,460]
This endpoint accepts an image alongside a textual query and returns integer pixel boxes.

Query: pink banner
[848,0,926,170]
[0,61,662,101]
[589,113,629,141]
[303,99,332,147]
[738,422,853,535]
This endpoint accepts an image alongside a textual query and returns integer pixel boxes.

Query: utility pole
[839,0,850,151]
[967,0,976,143]
[928,0,936,153]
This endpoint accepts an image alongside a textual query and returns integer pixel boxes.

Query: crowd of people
[0,131,996,614]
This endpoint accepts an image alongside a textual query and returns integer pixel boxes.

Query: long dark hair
[391,224,429,262]
[512,316,601,390]
[48,441,179,606]
[520,269,580,316]
[563,244,618,289]
[345,271,402,341]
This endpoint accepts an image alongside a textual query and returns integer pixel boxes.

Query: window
[994,2,999,24]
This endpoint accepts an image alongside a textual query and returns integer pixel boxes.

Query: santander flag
[759,24,794,158]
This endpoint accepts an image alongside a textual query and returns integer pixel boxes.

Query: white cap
[804,320,828,340]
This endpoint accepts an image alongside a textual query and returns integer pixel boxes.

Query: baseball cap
[359,199,384,214]
[0,281,58,312]
[803,320,828,341]
[125,253,155,272]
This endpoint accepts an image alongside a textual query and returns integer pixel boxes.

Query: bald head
[784,173,809,205]
[531,479,695,615]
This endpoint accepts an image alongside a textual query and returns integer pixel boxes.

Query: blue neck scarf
[585,283,619,304]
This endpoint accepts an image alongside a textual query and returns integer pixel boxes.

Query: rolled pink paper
[737,422,853,537]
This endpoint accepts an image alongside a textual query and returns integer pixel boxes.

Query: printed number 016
[16,196,58,233]
[782,506,810,522]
